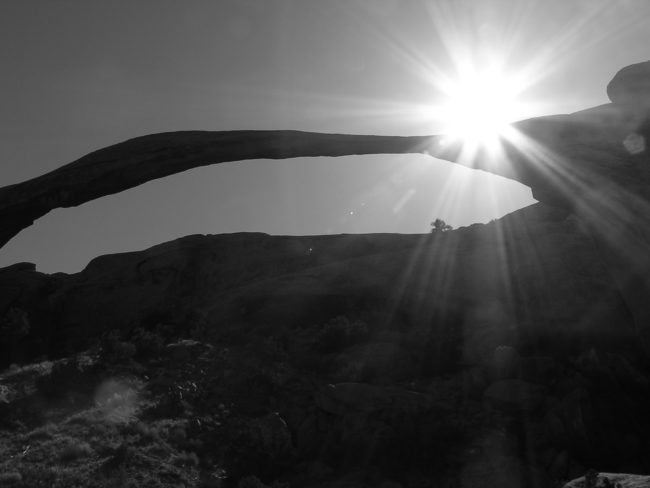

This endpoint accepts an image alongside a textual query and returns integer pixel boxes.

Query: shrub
[430,218,453,233]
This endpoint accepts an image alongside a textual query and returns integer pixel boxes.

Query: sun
[437,65,526,151]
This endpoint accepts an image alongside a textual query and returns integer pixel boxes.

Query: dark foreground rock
[1,205,650,486]
[564,472,650,487]
[0,202,636,369]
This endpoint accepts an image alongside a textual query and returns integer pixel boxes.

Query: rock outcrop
[1,211,650,485]
[564,472,650,487]
[3,62,650,353]
[0,203,635,369]
[3,61,650,486]
[608,60,650,110]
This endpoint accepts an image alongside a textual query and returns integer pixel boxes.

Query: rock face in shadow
[2,206,650,487]
[564,472,650,488]
[0,202,635,370]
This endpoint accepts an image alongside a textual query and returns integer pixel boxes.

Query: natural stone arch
[0,107,629,251]
[2,62,650,350]
[0,131,444,250]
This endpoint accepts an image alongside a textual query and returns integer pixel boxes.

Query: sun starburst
[438,65,525,151]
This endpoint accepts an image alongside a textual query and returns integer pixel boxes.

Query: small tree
[430,218,453,233]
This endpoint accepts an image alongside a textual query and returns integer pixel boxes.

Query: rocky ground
[1,317,650,487]
[2,203,650,487]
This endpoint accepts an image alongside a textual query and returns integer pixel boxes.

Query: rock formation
[0,203,635,368]
[3,210,650,486]
[2,61,650,352]
[564,472,650,487]
[608,60,650,111]
[0,132,437,250]
[1,63,648,248]
[3,61,650,486]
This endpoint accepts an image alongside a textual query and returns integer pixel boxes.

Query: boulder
[564,472,650,487]
[607,60,650,109]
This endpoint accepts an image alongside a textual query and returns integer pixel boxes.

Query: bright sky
[1,0,650,273]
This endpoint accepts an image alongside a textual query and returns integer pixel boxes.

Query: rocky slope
[0,203,635,370]
[3,60,650,487]
[2,202,650,487]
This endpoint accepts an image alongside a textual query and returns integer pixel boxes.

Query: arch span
[0,131,452,250]
[0,105,640,251]
[4,102,650,350]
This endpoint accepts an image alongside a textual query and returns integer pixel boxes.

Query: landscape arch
[2,62,650,350]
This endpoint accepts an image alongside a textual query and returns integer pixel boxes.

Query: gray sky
[1,0,649,273]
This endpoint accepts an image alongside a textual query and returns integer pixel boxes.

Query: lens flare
[95,378,141,423]
[438,65,525,150]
